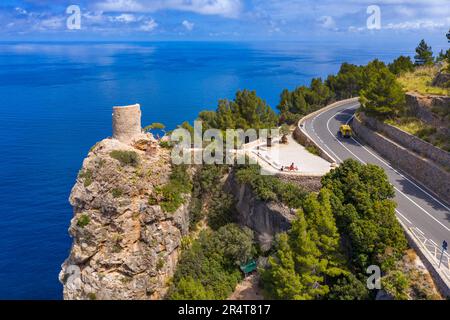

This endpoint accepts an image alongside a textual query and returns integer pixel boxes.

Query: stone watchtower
[112,104,142,144]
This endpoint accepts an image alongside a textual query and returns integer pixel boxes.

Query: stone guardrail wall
[294,97,360,164]
[359,113,450,170]
[353,114,450,205]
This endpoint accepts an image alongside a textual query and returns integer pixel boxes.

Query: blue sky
[0,0,449,43]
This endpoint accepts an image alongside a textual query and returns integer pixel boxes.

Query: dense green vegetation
[235,164,307,208]
[414,39,434,66]
[277,78,334,124]
[388,56,415,76]
[326,63,365,100]
[168,224,255,300]
[360,60,406,119]
[110,150,140,167]
[149,165,192,213]
[198,89,278,132]
[261,190,347,299]
[321,159,407,272]
[189,164,234,230]
[261,160,409,300]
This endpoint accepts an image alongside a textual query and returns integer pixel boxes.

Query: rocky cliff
[59,135,190,300]
[224,171,296,251]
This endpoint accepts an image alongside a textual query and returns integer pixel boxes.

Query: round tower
[112,104,142,144]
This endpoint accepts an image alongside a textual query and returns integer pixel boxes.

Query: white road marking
[396,210,412,224]
[310,114,343,163]
[322,108,450,233]
[342,106,450,213]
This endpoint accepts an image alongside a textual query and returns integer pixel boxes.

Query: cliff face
[224,171,296,251]
[59,136,190,300]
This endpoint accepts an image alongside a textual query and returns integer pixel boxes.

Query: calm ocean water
[0,41,438,299]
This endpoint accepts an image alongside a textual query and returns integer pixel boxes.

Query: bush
[305,145,320,156]
[79,169,93,187]
[188,164,233,229]
[236,164,307,208]
[77,214,90,228]
[328,273,369,300]
[111,188,123,198]
[110,150,140,167]
[150,165,192,213]
[159,141,172,149]
[168,224,255,300]
[159,183,186,213]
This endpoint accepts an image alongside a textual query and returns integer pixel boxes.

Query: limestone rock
[59,136,190,300]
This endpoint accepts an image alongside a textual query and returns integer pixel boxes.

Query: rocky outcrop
[59,135,190,300]
[405,93,450,131]
[432,72,450,88]
[224,171,296,251]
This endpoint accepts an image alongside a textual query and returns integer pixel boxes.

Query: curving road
[303,100,450,250]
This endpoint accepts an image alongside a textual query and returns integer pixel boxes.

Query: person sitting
[289,163,298,171]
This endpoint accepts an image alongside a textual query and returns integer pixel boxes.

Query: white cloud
[139,19,158,32]
[385,20,446,30]
[96,0,243,18]
[15,7,28,15]
[182,20,195,31]
[37,17,64,30]
[113,13,138,23]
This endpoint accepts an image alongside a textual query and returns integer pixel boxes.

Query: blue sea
[0,40,445,299]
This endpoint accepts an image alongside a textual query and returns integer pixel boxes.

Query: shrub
[306,145,320,156]
[236,164,307,208]
[159,141,172,149]
[79,169,93,187]
[77,214,90,228]
[111,188,123,198]
[159,183,186,213]
[110,150,140,167]
[150,165,193,213]
[87,292,97,300]
[168,224,254,300]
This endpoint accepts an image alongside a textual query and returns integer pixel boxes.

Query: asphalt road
[303,101,450,250]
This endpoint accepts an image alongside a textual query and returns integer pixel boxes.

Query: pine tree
[414,39,433,66]
[263,205,345,300]
[359,60,405,119]
[388,56,415,75]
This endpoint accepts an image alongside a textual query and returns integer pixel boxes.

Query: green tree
[199,90,278,132]
[326,63,364,99]
[359,60,406,119]
[169,277,215,300]
[144,122,166,132]
[262,194,345,300]
[414,39,434,66]
[388,56,415,75]
[169,224,254,300]
[321,159,407,272]
[328,273,369,300]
